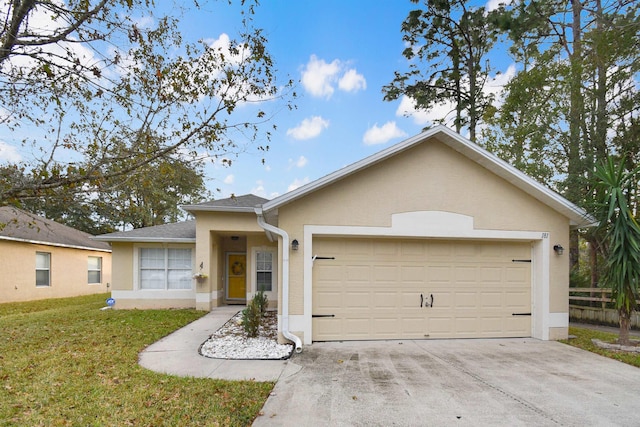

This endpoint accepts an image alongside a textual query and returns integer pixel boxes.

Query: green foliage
[483,0,640,208]
[569,268,591,289]
[0,1,293,206]
[254,288,269,316]
[384,0,502,141]
[241,290,269,338]
[594,157,640,343]
[242,299,261,338]
[0,293,273,426]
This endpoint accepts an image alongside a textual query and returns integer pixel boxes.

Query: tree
[486,0,640,274]
[0,1,291,204]
[594,157,640,345]
[383,0,499,142]
[93,155,211,230]
[20,154,209,233]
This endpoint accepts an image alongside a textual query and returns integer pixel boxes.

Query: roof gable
[262,126,595,228]
[0,207,111,251]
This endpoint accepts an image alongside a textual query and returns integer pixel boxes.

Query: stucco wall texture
[0,240,112,303]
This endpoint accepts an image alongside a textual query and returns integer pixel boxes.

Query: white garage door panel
[312,238,531,341]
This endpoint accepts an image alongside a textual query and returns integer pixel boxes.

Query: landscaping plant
[242,290,269,338]
[254,288,269,316]
[242,299,262,338]
[594,157,640,345]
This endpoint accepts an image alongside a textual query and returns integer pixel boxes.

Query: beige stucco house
[95,126,594,350]
[0,207,112,303]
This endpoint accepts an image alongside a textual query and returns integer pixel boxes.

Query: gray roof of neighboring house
[0,206,111,251]
[181,194,269,213]
[93,220,196,243]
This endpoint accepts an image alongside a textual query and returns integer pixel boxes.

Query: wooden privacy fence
[570,288,640,328]
[569,287,640,308]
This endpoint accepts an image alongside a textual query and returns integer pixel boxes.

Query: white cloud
[287,177,310,192]
[264,165,271,172]
[338,69,367,93]
[287,116,329,140]
[363,122,408,145]
[396,95,457,126]
[223,174,234,184]
[0,141,22,163]
[301,55,366,98]
[484,64,517,105]
[289,156,308,168]
[301,55,341,98]
[485,0,514,12]
[251,180,266,197]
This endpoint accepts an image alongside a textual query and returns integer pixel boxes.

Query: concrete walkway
[138,306,296,382]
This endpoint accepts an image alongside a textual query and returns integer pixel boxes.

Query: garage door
[312,238,531,341]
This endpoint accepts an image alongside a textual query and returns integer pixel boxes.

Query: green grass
[0,293,273,426]
[562,327,640,368]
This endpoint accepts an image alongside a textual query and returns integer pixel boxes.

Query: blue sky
[194,0,513,200]
[200,1,421,199]
[0,0,513,201]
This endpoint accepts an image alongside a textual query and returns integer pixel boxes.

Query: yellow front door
[227,253,246,300]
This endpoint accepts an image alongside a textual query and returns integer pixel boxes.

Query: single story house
[0,206,112,303]
[95,126,595,350]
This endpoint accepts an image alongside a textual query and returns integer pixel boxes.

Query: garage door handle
[420,294,434,308]
[512,312,531,316]
[312,314,335,318]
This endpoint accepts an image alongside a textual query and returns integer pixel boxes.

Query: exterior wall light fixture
[291,239,299,251]
[553,244,564,255]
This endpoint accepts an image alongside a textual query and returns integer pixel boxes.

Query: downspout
[255,208,303,353]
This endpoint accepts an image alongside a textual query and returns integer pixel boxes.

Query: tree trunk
[619,309,631,346]
[567,0,584,272]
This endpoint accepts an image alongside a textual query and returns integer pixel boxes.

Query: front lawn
[0,293,273,426]
[562,327,640,368]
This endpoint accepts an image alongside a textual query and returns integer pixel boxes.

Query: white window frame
[250,246,277,300]
[36,251,51,287]
[88,256,102,284]
[136,247,194,291]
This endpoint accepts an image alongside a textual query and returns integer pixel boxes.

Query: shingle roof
[93,220,195,243]
[181,194,269,213]
[0,206,111,251]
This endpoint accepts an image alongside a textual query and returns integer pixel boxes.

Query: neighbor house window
[36,252,51,287]
[139,248,192,290]
[88,256,102,284]
[255,251,273,292]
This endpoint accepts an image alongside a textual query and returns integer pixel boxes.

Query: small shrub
[254,288,269,316]
[242,300,261,338]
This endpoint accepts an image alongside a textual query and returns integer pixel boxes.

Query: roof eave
[91,236,196,243]
[0,235,112,252]
[180,205,257,214]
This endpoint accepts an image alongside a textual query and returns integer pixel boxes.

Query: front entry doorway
[226,252,247,303]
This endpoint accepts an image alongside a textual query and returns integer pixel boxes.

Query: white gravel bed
[199,311,293,360]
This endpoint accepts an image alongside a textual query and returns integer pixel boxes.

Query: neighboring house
[0,207,112,303]
[95,126,595,349]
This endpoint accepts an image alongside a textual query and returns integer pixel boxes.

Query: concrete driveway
[254,338,640,426]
